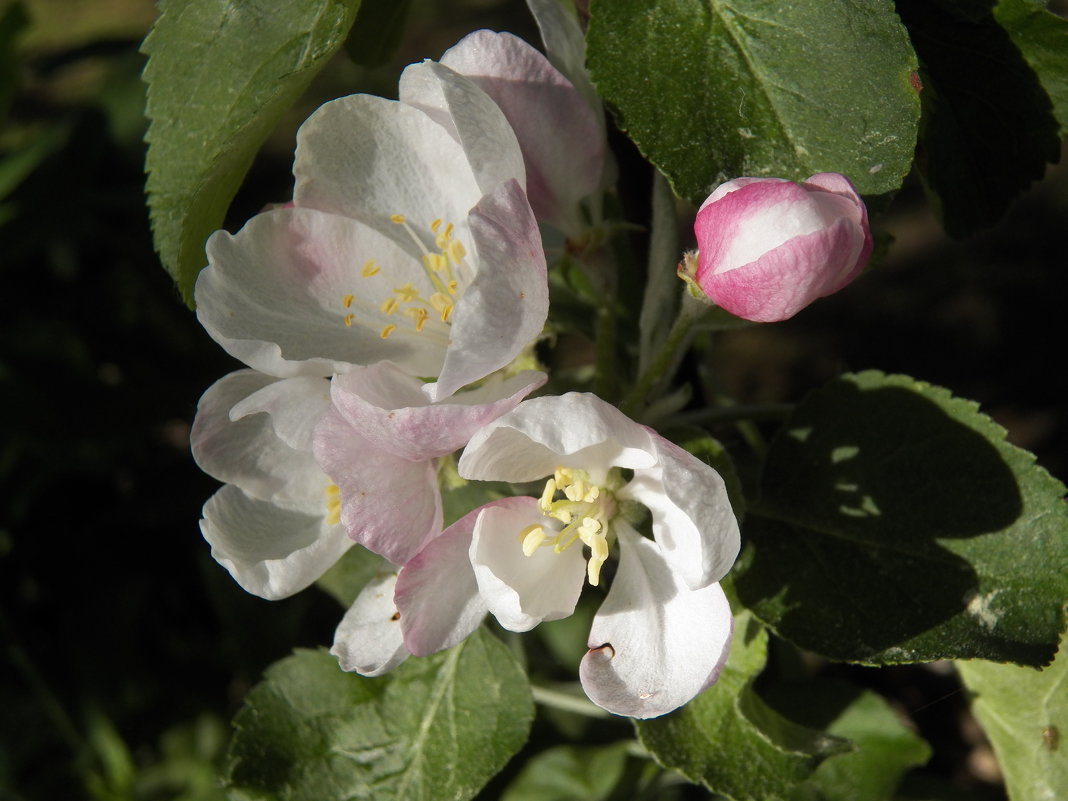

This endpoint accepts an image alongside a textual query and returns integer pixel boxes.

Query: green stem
[530,684,611,718]
[620,294,707,417]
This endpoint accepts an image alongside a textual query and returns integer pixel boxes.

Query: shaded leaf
[344,0,412,68]
[586,0,919,202]
[994,0,1068,134]
[142,0,361,305]
[316,544,385,608]
[227,633,533,801]
[896,0,1061,236]
[957,627,1068,801]
[500,742,629,801]
[734,370,1068,666]
[636,613,850,801]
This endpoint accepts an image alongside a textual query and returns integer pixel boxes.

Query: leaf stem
[530,684,611,718]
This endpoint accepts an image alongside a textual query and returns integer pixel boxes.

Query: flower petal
[230,375,332,452]
[425,178,549,401]
[201,484,352,600]
[190,370,325,508]
[293,94,482,242]
[330,363,547,461]
[313,408,442,565]
[332,571,409,676]
[398,60,526,197]
[579,524,733,719]
[439,31,603,235]
[469,499,586,631]
[196,207,446,378]
[458,392,657,483]
[620,435,740,590]
[394,498,533,655]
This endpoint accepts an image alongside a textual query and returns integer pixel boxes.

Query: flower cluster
[191,18,869,718]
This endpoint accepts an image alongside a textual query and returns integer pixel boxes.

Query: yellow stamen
[390,214,406,224]
[393,283,419,303]
[538,479,557,513]
[447,239,466,265]
[430,218,442,233]
[380,297,398,315]
[342,294,354,308]
[447,280,458,295]
[430,293,453,323]
[362,259,380,277]
[380,323,396,339]
[587,537,609,586]
[325,485,341,526]
[520,525,547,556]
[405,307,429,332]
[343,313,354,327]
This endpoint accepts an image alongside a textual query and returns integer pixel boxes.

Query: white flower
[190,370,353,600]
[195,64,548,401]
[312,362,545,565]
[338,393,741,718]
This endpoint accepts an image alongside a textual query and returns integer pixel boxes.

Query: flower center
[338,214,474,340]
[518,467,617,586]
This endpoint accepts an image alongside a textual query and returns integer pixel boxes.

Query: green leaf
[636,613,850,801]
[994,0,1068,134]
[586,0,919,202]
[227,632,534,801]
[895,0,1061,236]
[141,0,361,306]
[734,370,1068,666]
[500,742,630,801]
[315,544,385,607]
[764,679,930,801]
[957,629,1068,801]
[344,0,412,68]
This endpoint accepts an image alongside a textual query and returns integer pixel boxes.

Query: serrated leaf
[734,370,1068,666]
[586,0,919,202]
[636,613,850,801]
[500,742,630,801]
[227,632,534,801]
[957,628,1068,801]
[141,0,361,306]
[994,0,1068,135]
[764,679,931,801]
[895,0,1061,236]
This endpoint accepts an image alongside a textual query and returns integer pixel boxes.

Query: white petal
[331,363,546,461]
[332,572,409,676]
[190,371,325,508]
[294,94,482,242]
[424,179,549,401]
[229,375,331,452]
[313,408,442,565]
[580,524,734,719]
[470,501,585,631]
[524,0,601,117]
[620,436,740,590]
[439,30,603,234]
[201,484,352,600]
[196,207,446,378]
[458,392,657,483]
[394,499,532,655]
[398,60,526,197]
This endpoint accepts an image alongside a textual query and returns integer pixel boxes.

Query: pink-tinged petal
[470,499,585,631]
[426,179,549,401]
[313,409,442,565]
[229,375,331,452]
[526,0,600,114]
[190,371,324,508]
[439,31,604,235]
[398,60,526,197]
[620,434,740,590]
[394,497,533,655]
[201,485,353,600]
[330,363,546,461]
[196,207,446,378]
[803,172,873,270]
[293,94,482,241]
[332,572,409,676]
[459,392,657,484]
[698,176,788,211]
[580,524,734,719]
[700,220,862,322]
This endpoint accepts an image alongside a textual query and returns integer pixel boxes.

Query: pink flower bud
[689,173,872,322]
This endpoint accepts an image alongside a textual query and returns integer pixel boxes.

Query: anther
[380,297,398,315]
[362,260,380,277]
[520,525,547,556]
[390,214,406,224]
[343,313,354,327]
[380,324,397,339]
[342,294,354,308]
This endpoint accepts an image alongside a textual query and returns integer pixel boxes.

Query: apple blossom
[685,172,873,322]
[195,65,548,402]
[338,393,740,718]
[312,362,546,565]
[190,370,353,600]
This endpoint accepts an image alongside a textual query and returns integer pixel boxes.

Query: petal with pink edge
[580,524,734,719]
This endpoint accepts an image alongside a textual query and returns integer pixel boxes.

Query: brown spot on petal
[589,643,615,659]
[390,612,401,622]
